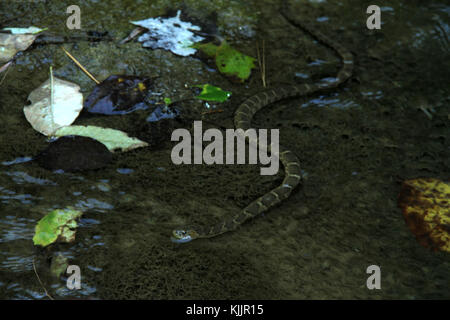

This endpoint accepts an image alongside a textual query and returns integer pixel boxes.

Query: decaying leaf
[193,41,256,82]
[0,33,38,64]
[54,125,149,152]
[131,10,204,56]
[83,75,152,115]
[398,177,450,253]
[24,77,83,136]
[33,208,84,247]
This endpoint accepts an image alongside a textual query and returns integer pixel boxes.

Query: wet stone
[35,136,113,172]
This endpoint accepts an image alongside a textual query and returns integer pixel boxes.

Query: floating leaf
[194,84,231,102]
[84,75,152,115]
[398,178,450,253]
[23,77,83,136]
[33,208,84,247]
[193,41,256,82]
[54,125,148,152]
[163,97,172,105]
[35,136,113,172]
[131,10,204,56]
[0,33,38,64]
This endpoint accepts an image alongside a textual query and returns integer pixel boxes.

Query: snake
[171,1,354,243]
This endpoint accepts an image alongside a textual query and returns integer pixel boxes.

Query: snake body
[171,4,354,243]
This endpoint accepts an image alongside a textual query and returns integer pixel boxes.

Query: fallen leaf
[24,76,83,136]
[131,10,205,56]
[193,41,256,82]
[83,75,152,115]
[194,84,231,102]
[33,208,84,247]
[54,125,149,152]
[0,33,37,64]
[398,177,450,253]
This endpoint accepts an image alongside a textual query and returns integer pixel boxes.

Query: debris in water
[84,75,152,115]
[130,10,205,56]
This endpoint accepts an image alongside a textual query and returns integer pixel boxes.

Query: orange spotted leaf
[398,178,450,253]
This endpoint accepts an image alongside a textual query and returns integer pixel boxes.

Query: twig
[32,258,54,300]
[49,66,55,131]
[119,27,146,44]
[256,40,267,88]
[60,46,100,84]
[201,109,224,115]
[0,61,13,86]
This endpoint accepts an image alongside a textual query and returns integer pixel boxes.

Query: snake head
[171,229,199,243]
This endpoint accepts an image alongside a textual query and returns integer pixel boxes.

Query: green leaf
[216,42,255,82]
[33,208,83,247]
[194,84,232,102]
[53,125,148,152]
[164,97,172,105]
[193,41,256,82]
[191,42,219,57]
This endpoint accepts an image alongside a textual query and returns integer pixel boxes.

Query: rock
[35,136,113,172]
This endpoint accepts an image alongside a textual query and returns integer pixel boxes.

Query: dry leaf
[54,125,148,152]
[398,178,450,253]
[24,77,83,136]
[0,33,37,64]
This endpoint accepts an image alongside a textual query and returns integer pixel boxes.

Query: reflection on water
[4,171,56,186]
[75,198,114,212]
[1,157,33,166]
[301,93,358,108]
[0,187,39,205]
[0,216,35,243]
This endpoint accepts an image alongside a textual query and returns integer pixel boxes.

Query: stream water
[0,0,449,299]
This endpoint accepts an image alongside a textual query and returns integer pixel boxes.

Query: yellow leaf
[398,178,450,253]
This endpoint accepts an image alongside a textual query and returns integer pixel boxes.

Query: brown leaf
[398,178,450,253]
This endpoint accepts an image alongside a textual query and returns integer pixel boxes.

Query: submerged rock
[35,136,113,172]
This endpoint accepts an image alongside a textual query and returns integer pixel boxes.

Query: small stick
[119,27,146,44]
[60,46,100,84]
[32,258,54,300]
[49,66,55,129]
[201,109,224,115]
[262,40,266,87]
[0,61,13,86]
[256,40,267,88]
[50,66,54,108]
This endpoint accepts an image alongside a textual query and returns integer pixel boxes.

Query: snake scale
[171,1,354,243]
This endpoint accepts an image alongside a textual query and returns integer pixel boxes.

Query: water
[0,0,449,299]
